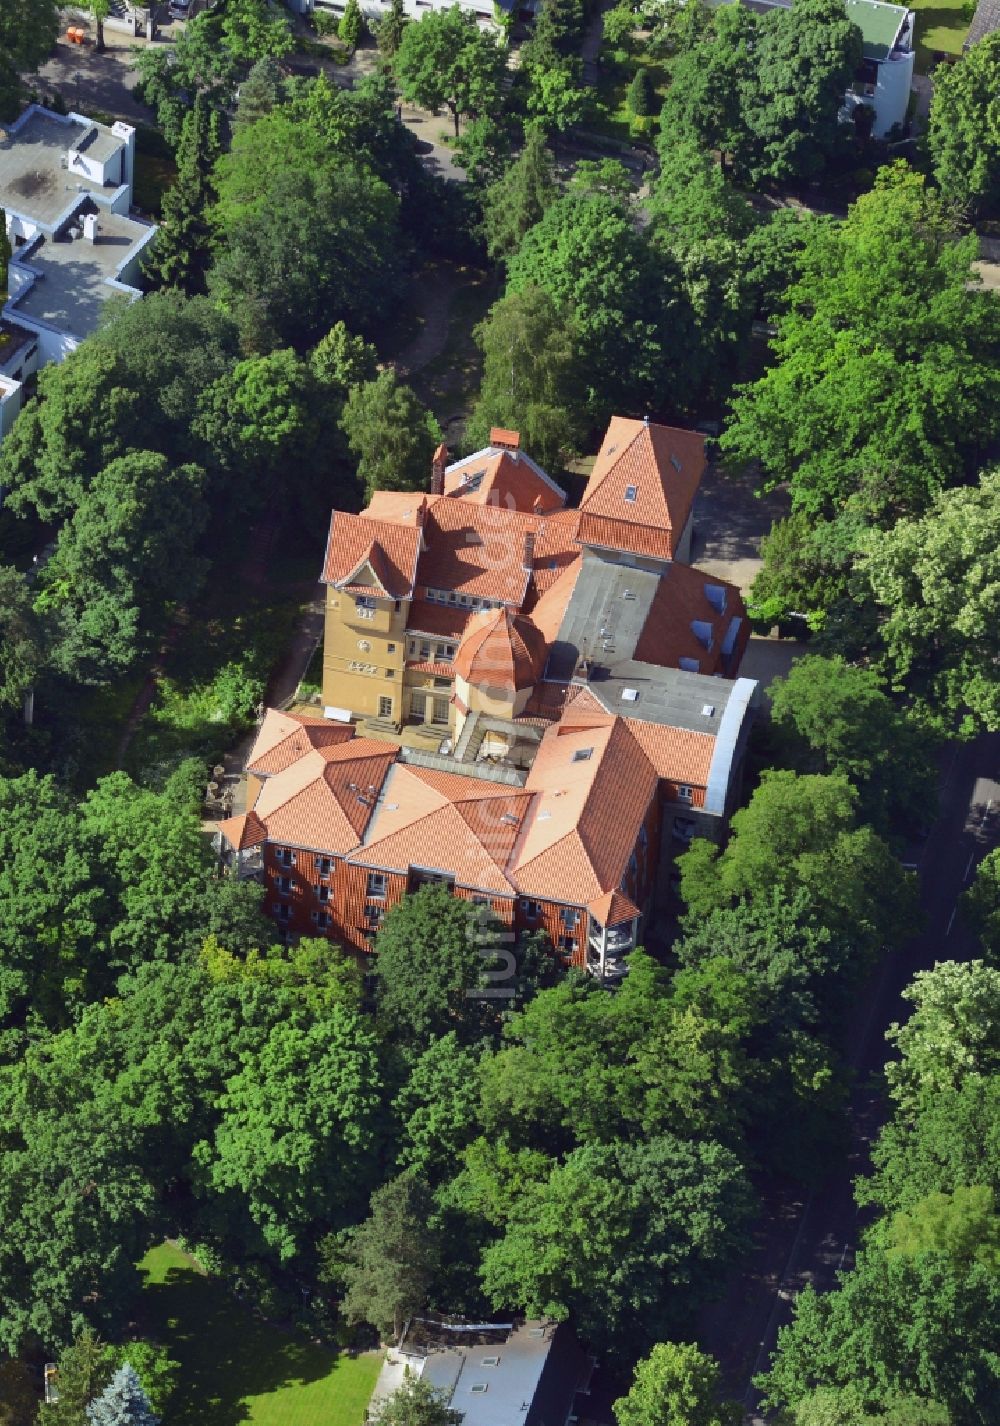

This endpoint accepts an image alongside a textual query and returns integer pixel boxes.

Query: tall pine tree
[143,93,220,295]
[85,1365,157,1426]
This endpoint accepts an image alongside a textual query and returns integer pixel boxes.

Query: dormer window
[572,748,593,762]
[624,485,638,502]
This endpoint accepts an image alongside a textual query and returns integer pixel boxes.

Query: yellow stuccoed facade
[322,579,408,724]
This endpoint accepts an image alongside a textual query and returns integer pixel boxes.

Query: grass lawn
[908,0,972,69]
[139,1244,383,1426]
[592,52,667,144]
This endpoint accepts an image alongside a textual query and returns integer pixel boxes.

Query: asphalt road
[698,731,1000,1422]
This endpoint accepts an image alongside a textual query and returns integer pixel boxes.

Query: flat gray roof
[13,209,151,341]
[0,111,117,227]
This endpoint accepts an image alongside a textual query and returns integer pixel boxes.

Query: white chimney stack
[82,211,99,243]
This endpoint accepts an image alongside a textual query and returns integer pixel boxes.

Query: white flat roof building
[0,104,157,456]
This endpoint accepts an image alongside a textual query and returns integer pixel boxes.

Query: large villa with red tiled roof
[217,418,758,981]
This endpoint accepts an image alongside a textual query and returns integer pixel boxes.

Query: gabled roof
[511,720,659,903]
[632,563,747,676]
[252,738,397,853]
[418,500,541,605]
[322,511,422,598]
[443,447,566,514]
[217,810,267,851]
[246,708,355,777]
[453,607,548,692]
[578,418,705,561]
[351,767,533,893]
[588,888,641,927]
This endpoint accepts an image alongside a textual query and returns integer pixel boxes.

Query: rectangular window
[560,908,580,928]
[420,642,432,660]
[318,856,332,877]
[276,847,296,867]
[366,904,383,927]
[277,875,292,895]
[367,871,387,898]
[276,903,291,921]
[624,484,638,502]
[559,935,575,951]
[387,643,396,654]
[677,784,694,803]
[378,695,393,719]
[432,699,449,725]
[355,595,376,621]
[443,644,456,660]
[521,899,541,919]
[316,911,330,930]
[317,885,330,904]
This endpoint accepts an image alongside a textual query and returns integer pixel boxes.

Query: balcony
[588,924,635,954]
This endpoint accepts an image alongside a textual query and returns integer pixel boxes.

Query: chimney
[490,427,520,452]
[82,211,99,244]
[522,532,536,570]
[431,443,448,496]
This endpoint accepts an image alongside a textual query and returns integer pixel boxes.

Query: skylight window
[624,485,638,502]
[572,748,593,762]
[621,688,639,702]
[481,1357,501,1367]
[470,1384,489,1394]
[701,703,716,717]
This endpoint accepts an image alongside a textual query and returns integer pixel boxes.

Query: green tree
[627,67,654,118]
[963,848,1000,957]
[394,7,505,137]
[193,1007,384,1258]
[657,5,756,173]
[480,1135,752,1347]
[337,1173,441,1339]
[863,1074,1000,1217]
[39,1329,111,1426]
[340,0,364,48]
[506,188,672,417]
[884,961,1000,1121]
[614,1342,740,1426]
[372,1377,463,1426]
[678,771,918,964]
[194,348,322,514]
[744,0,861,185]
[885,1185,1000,1272]
[37,451,208,683]
[0,0,59,119]
[466,285,580,470]
[340,370,441,500]
[0,769,106,1027]
[209,162,400,352]
[928,32,1000,217]
[524,57,592,134]
[481,126,557,260]
[768,655,937,832]
[373,887,488,1048]
[144,94,221,294]
[0,566,44,711]
[378,0,408,57]
[721,166,1000,527]
[235,55,285,125]
[760,1246,999,1423]
[104,1345,177,1419]
[311,321,379,394]
[393,1033,482,1180]
[860,470,1000,733]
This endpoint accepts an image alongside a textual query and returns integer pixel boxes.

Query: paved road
[698,731,1000,1421]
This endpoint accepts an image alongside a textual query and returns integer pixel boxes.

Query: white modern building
[743,0,916,139]
[0,104,157,450]
[370,1318,592,1426]
[286,0,537,32]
